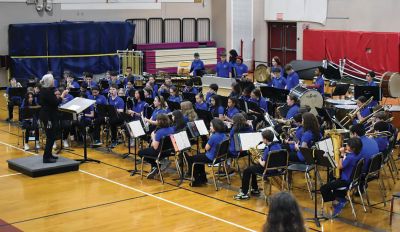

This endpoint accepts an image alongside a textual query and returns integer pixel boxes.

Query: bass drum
[290,85,323,115]
[380,72,400,98]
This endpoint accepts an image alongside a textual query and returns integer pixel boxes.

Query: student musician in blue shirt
[182,79,199,95]
[90,86,108,146]
[224,97,240,122]
[291,112,321,162]
[365,71,377,86]
[84,73,97,88]
[215,52,231,78]
[195,93,208,111]
[349,124,379,179]
[190,52,205,77]
[146,76,159,98]
[285,64,300,91]
[306,66,325,95]
[249,88,268,112]
[90,86,108,106]
[144,96,170,130]
[233,56,248,78]
[139,114,175,179]
[271,67,287,89]
[127,89,148,120]
[353,96,371,125]
[372,121,390,153]
[228,113,253,158]
[59,86,74,105]
[206,83,218,104]
[271,56,285,78]
[5,77,22,122]
[283,113,303,153]
[276,95,299,125]
[108,84,125,148]
[108,71,121,86]
[66,75,80,89]
[168,86,182,103]
[21,92,40,151]
[320,137,362,217]
[125,81,135,97]
[228,83,242,99]
[234,130,282,200]
[158,76,175,95]
[209,95,225,120]
[186,118,227,186]
[239,87,252,102]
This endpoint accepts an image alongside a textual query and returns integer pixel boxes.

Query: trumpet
[340,96,373,127]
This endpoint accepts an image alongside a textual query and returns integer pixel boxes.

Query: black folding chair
[364,152,386,211]
[140,136,175,184]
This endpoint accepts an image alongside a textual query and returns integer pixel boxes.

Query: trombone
[366,131,392,138]
[339,96,373,127]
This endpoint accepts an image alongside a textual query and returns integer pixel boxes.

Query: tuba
[325,129,348,179]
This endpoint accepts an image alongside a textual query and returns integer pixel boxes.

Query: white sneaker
[35,141,40,149]
[53,143,57,149]
[63,139,69,148]
[24,143,30,151]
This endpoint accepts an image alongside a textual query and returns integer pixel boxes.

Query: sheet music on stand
[237,132,266,151]
[316,138,337,168]
[126,120,146,138]
[187,120,209,137]
[59,97,95,114]
[170,131,192,152]
[259,126,279,142]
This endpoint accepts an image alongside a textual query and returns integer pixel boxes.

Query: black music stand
[316,107,345,130]
[59,97,99,164]
[354,86,381,102]
[96,104,121,151]
[167,100,181,111]
[195,109,213,129]
[125,119,147,176]
[218,95,228,108]
[332,84,350,96]
[260,86,289,104]
[301,147,332,227]
[182,92,196,102]
[8,87,26,99]
[246,101,264,114]
[68,88,80,98]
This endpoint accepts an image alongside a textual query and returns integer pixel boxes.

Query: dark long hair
[302,112,320,140]
[172,110,186,131]
[264,192,305,232]
[134,89,145,105]
[232,113,248,132]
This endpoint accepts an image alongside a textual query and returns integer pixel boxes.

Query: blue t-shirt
[87,80,97,88]
[366,81,377,87]
[240,95,251,102]
[286,104,299,120]
[206,92,216,104]
[168,95,182,103]
[289,126,304,151]
[229,126,253,156]
[195,102,208,111]
[341,152,360,182]
[234,63,248,77]
[132,101,148,115]
[216,61,231,78]
[109,96,125,110]
[155,127,175,143]
[226,107,240,119]
[108,79,121,86]
[249,97,268,112]
[69,81,80,88]
[183,87,199,95]
[206,132,227,160]
[286,71,300,90]
[374,136,389,153]
[191,59,205,77]
[151,108,170,120]
[297,130,320,161]
[314,76,324,95]
[360,135,379,173]
[272,77,287,89]
[210,105,225,117]
[61,94,74,105]
[90,94,108,105]
[262,142,282,161]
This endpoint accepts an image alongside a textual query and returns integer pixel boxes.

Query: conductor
[39,74,68,163]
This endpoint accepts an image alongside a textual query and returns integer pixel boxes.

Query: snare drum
[380,72,400,98]
[290,85,323,115]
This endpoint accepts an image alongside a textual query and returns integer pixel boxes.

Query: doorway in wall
[268,22,297,65]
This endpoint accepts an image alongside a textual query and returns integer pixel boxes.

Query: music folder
[59,97,95,114]
[235,132,266,151]
[170,131,192,152]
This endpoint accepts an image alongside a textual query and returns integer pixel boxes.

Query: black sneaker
[43,158,57,163]
[147,167,159,179]
[234,192,250,200]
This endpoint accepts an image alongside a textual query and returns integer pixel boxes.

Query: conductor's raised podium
[7,155,79,178]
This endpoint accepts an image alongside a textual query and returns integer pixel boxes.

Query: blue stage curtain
[9,21,135,80]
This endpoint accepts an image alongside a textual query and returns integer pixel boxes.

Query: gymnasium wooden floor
[0,93,399,232]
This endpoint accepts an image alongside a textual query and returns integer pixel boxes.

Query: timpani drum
[380,72,400,98]
[290,85,323,115]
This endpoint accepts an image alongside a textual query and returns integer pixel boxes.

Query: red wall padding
[303,29,400,73]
